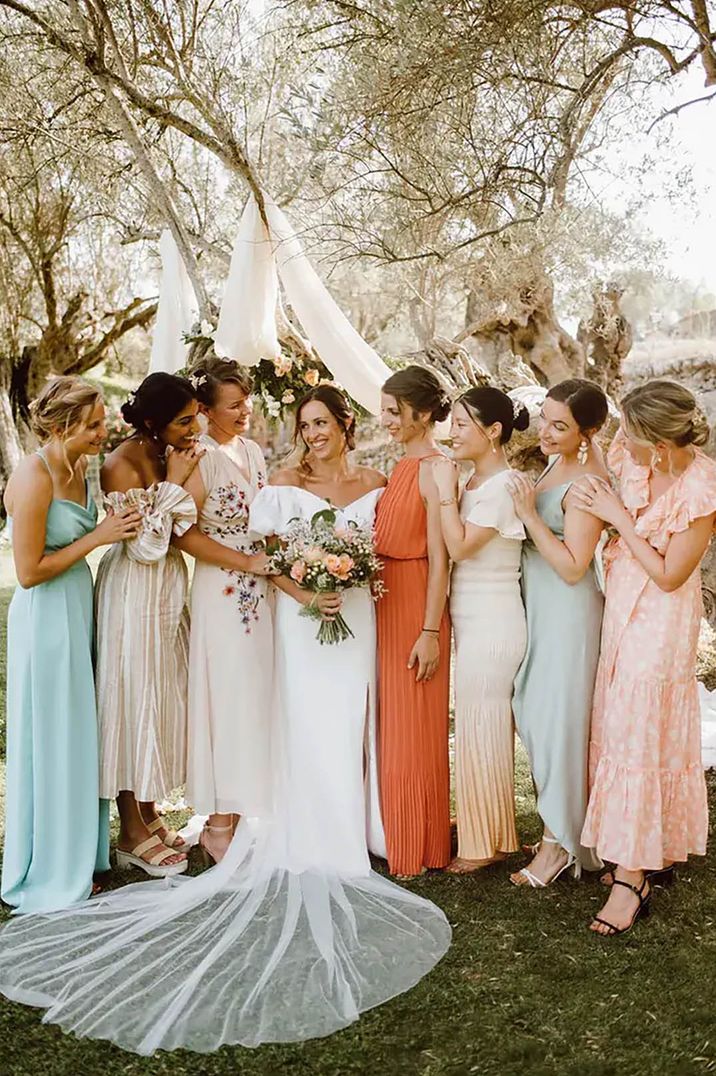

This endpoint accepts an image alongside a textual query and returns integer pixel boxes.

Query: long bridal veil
[0,689,450,1056]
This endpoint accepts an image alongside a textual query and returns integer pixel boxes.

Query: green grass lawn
[1,553,716,1076]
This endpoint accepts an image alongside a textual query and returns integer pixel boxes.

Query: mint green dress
[1,460,110,913]
[512,467,603,873]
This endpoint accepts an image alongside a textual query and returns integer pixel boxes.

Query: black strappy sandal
[591,877,652,937]
[600,864,675,888]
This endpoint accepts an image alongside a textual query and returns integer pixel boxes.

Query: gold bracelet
[439,497,456,506]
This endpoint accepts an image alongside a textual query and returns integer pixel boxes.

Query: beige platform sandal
[115,835,188,878]
[146,815,185,849]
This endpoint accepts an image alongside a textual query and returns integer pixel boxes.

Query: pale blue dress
[512,463,603,872]
[1,455,110,913]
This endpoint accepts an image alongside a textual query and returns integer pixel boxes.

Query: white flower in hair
[512,398,523,419]
[188,373,207,390]
[127,390,137,405]
[199,319,215,339]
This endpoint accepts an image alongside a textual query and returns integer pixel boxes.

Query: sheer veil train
[0,485,451,1056]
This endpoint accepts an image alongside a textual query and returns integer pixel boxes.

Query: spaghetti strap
[35,448,52,474]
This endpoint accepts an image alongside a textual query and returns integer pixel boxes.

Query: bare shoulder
[4,454,52,514]
[269,466,302,488]
[101,449,144,494]
[353,465,387,492]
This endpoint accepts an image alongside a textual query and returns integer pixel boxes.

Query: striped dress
[374,456,451,875]
[95,482,196,801]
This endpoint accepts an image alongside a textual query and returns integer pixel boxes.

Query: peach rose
[304,546,324,564]
[335,554,354,581]
[304,368,320,387]
[290,560,307,584]
[324,553,342,575]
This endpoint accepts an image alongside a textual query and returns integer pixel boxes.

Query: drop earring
[577,439,589,466]
[491,438,498,454]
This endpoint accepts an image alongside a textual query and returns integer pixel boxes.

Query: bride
[0,384,451,1056]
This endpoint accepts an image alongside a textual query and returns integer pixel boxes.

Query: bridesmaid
[376,365,452,879]
[508,379,608,887]
[96,374,200,877]
[1,377,141,913]
[432,387,530,873]
[575,381,716,936]
[177,356,274,864]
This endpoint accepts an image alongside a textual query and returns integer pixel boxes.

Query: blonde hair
[621,380,710,449]
[29,376,103,444]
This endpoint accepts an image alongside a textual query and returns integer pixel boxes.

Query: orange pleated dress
[374,456,451,876]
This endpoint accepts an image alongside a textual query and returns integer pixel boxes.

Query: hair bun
[433,390,452,424]
[690,404,711,448]
[512,401,531,433]
[120,397,139,426]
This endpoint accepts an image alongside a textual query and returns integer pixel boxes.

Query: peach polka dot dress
[581,432,716,870]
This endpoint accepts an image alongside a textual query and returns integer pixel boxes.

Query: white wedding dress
[0,485,450,1056]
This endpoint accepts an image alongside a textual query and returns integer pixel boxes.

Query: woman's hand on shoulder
[506,471,538,523]
[430,456,458,499]
[570,475,628,529]
[166,442,205,486]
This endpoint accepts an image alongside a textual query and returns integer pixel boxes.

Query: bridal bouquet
[268,507,384,644]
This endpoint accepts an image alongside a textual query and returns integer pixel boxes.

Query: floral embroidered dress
[186,436,273,816]
[581,432,716,869]
[96,481,196,801]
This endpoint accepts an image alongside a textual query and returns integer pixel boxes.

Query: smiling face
[155,399,201,450]
[538,397,583,458]
[298,399,348,461]
[380,393,429,444]
[449,400,501,461]
[204,381,253,438]
[64,399,107,457]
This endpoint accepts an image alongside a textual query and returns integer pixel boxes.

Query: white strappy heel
[510,835,576,888]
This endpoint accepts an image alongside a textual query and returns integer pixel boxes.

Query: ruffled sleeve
[104,482,197,565]
[464,472,525,541]
[248,485,296,540]
[608,428,649,516]
[652,452,716,544]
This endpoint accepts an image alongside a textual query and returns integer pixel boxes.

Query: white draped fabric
[263,197,392,415]
[213,198,281,367]
[148,230,197,375]
[214,194,392,415]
